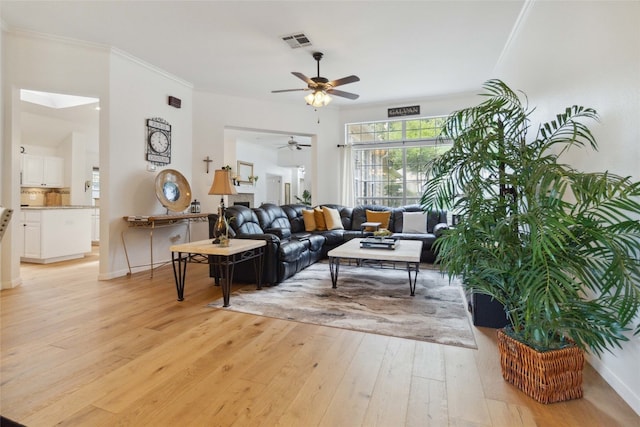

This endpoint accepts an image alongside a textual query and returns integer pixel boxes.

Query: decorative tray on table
[360,236,397,250]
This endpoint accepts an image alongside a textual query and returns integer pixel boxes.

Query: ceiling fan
[278,136,311,150]
[272,52,360,107]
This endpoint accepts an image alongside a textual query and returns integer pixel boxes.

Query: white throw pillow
[402,211,427,233]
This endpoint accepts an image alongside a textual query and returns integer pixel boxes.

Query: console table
[122,213,209,277]
[170,239,266,307]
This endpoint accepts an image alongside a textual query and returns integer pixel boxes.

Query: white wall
[494,0,640,414]
[234,140,293,206]
[104,50,194,278]
[192,91,340,212]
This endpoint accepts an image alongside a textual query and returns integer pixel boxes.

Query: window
[347,116,451,207]
[91,167,100,203]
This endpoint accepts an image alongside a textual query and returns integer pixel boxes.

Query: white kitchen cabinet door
[21,155,64,187]
[21,211,42,258]
[43,156,64,187]
[22,155,44,187]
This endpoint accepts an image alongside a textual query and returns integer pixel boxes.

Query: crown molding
[111,47,193,89]
[5,26,193,89]
[5,26,109,52]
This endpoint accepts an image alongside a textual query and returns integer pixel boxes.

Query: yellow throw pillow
[322,206,344,230]
[314,207,327,231]
[302,209,316,232]
[365,209,391,231]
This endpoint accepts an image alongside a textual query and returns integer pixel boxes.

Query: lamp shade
[208,169,238,196]
[305,90,332,107]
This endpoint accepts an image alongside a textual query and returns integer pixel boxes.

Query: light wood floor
[1,251,638,427]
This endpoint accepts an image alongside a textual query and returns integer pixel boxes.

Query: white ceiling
[1,0,527,108]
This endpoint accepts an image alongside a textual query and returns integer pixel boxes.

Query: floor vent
[281,33,312,49]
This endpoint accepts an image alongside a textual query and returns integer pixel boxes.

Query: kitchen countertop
[22,206,95,210]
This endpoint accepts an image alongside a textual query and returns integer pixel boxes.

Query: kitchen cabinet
[20,208,92,263]
[21,154,64,187]
[91,210,100,242]
[21,211,42,258]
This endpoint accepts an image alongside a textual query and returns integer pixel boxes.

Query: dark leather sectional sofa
[208,203,449,286]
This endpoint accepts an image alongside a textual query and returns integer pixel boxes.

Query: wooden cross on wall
[203,156,213,173]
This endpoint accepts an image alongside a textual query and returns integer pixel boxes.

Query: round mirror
[154,169,192,212]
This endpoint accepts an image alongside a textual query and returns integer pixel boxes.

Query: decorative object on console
[154,169,191,212]
[208,169,237,245]
[146,118,171,165]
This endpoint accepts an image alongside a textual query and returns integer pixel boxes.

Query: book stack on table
[360,237,397,250]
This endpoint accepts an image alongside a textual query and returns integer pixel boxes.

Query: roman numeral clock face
[149,131,169,153]
[146,118,172,165]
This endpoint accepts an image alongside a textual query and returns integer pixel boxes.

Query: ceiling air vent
[281,32,312,49]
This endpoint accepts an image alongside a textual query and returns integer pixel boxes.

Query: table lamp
[208,169,237,244]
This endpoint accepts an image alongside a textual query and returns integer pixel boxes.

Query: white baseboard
[587,354,640,416]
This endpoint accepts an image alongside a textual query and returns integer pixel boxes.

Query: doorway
[265,174,282,205]
[17,89,100,270]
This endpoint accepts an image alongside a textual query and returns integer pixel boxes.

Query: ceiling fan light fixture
[305,90,332,107]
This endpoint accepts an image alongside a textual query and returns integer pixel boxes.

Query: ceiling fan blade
[328,75,360,88]
[292,72,313,85]
[327,89,359,100]
[271,88,307,93]
[298,144,311,147]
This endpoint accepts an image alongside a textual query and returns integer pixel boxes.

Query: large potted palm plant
[421,79,640,403]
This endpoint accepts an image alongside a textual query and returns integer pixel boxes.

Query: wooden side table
[170,238,266,307]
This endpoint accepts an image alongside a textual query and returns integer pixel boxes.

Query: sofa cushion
[302,209,316,231]
[224,205,264,234]
[320,204,353,230]
[257,203,291,230]
[366,209,391,231]
[402,211,427,233]
[314,207,327,231]
[279,240,307,262]
[314,229,345,246]
[322,206,344,230]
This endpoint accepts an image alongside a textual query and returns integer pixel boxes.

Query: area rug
[208,261,477,349]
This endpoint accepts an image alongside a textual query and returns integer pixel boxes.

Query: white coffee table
[327,238,423,296]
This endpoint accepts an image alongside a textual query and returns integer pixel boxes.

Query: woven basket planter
[497,329,585,404]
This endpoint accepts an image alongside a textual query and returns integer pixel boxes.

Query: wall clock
[146,117,172,165]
